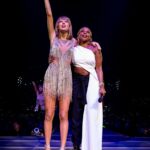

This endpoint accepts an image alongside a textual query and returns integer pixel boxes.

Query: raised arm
[32,81,39,96]
[44,0,55,45]
[32,81,40,111]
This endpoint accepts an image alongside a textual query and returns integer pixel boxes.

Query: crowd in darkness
[0,79,150,137]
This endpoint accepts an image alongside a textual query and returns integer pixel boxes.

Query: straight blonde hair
[55,16,73,40]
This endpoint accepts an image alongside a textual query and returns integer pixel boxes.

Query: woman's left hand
[99,86,106,97]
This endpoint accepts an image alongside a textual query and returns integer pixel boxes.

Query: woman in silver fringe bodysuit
[43,1,76,150]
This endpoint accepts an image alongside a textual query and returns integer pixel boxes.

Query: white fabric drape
[73,46,103,150]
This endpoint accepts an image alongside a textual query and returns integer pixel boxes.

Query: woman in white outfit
[72,27,106,150]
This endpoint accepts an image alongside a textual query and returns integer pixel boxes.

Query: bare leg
[44,95,56,150]
[59,97,70,149]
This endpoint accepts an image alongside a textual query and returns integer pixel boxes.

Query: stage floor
[0,129,150,150]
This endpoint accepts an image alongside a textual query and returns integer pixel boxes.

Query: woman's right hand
[48,55,58,64]
[48,55,54,63]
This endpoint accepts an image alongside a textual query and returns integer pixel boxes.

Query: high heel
[60,147,65,150]
[45,144,51,150]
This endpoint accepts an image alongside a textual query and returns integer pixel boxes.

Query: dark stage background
[0,0,150,136]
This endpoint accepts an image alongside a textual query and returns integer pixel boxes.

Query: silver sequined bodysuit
[43,37,74,100]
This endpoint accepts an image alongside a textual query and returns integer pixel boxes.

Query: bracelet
[99,82,104,87]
